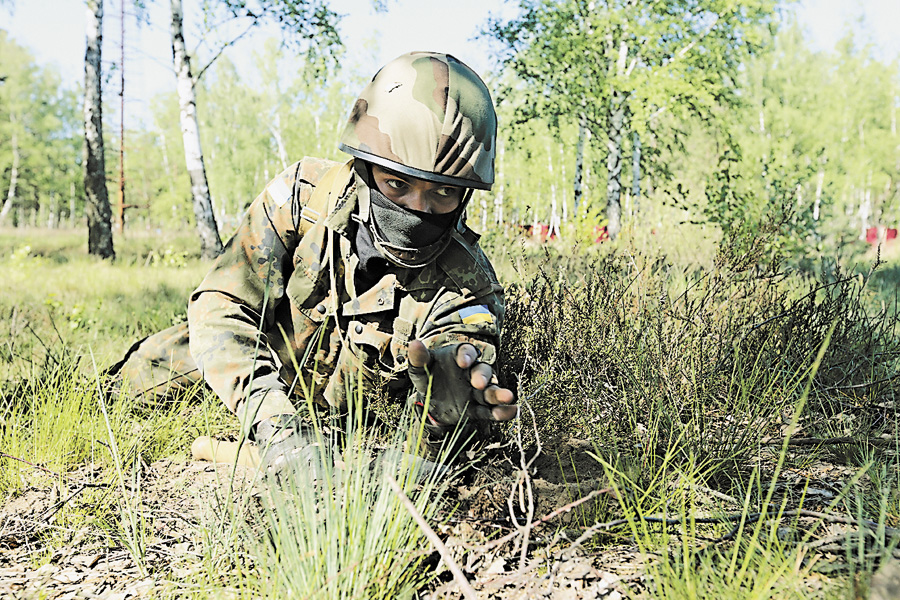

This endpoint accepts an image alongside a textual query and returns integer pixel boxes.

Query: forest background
[3,0,900,598]
[2,0,899,257]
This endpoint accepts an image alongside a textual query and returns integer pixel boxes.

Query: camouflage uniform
[116,52,504,430]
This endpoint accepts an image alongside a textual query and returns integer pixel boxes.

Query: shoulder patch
[459,304,493,325]
[266,177,292,207]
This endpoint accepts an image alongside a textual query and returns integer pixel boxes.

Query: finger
[469,363,493,390]
[492,405,518,421]
[407,339,432,369]
[483,385,515,406]
[468,403,518,422]
[455,343,478,369]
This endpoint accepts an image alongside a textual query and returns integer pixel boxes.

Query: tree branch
[193,19,260,84]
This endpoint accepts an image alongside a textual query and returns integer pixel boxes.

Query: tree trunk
[813,169,824,221]
[548,153,559,237]
[573,113,587,217]
[605,89,625,240]
[631,131,641,215]
[171,0,223,260]
[268,114,289,171]
[494,137,504,226]
[83,0,115,259]
[0,116,19,226]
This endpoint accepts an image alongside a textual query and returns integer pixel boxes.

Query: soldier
[112,51,515,472]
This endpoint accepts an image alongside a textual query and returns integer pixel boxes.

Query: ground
[3,434,900,599]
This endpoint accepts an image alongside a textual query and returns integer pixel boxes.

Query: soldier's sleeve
[414,233,505,366]
[187,163,303,427]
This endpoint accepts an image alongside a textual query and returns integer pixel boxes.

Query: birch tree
[168,0,341,259]
[488,0,779,239]
[171,0,221,259]
[1,32,81,228]
[84,0,115,258]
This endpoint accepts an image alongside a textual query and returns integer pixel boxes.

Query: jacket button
[377,297,385,305]
[355,324,363,334]
[316,304,326,314]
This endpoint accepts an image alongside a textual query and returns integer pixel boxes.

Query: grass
[2,225,900,598]
[249,406,452,598]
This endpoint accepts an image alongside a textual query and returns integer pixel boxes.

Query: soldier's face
[371,164,464,214]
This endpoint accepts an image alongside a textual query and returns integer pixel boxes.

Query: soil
[0,437,895,599]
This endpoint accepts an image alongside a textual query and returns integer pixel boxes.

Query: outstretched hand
[407,339,516,427]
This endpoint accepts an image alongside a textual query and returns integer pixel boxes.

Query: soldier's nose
[407,191,429,213]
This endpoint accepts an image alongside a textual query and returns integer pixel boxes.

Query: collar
[321,159,361,236]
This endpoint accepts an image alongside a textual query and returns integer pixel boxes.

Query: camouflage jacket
[187,157,505,427]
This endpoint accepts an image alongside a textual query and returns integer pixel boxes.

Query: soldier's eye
[386,179,407,191]
[434,186,460,198]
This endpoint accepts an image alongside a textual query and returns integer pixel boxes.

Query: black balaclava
[353,161,469,271]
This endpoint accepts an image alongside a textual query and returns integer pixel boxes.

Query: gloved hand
[407,340,516,441]
[251,414,326,481]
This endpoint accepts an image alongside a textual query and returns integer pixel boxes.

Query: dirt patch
[0,460,257,599]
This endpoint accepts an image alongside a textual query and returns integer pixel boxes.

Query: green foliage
[498,233,900,474]
[119,43,353,234]
[486,0,781,234]
[0,30,82,226]
[207,0,343,78]
[697,24,900,266]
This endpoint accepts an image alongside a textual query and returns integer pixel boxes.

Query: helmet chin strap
[352,160,472,269]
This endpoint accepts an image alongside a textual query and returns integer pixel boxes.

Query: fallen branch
[0,452,109,488]
[1,452,69,479]
[759,436,897,448]
[41,485,89,523]
[509,397,540,573]
[385,473,477,600]
[567,507,900,552]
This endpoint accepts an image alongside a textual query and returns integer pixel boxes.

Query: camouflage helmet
[338,52,497,190]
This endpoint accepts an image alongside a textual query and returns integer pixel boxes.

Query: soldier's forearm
[188,291,291,416]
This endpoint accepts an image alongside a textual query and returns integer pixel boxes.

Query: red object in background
[866,226,898,244]
[594,225,609,243]
[866,227,879,243]
[528,223,552,243]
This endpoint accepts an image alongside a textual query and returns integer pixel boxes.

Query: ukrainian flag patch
[459,305,493,325]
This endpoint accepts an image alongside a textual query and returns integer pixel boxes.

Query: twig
[759,436,897,448]
[1,452,67,479]
[805,529,874,551]
[40,485,91,523]
[385,473,477,600]
[193,20,259,82]
[674,476,740,506]
[478,487,616,553]
[569,508,900,551]
[821,373,900,392]
[714,508,900,543]
[510,398,540,573]
[0,452,108,489]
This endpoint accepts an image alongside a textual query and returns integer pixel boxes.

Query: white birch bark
[631,131,641,215]
[813,169,824,221]
[604,38,628,240]
[171,0,223,260]
[0,117,19,225]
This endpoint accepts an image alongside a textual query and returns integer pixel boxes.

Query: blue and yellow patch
[459,305,493,325]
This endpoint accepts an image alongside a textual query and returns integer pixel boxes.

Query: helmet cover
[339,51,497,190]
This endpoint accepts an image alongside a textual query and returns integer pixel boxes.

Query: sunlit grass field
[2,224,899,598]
